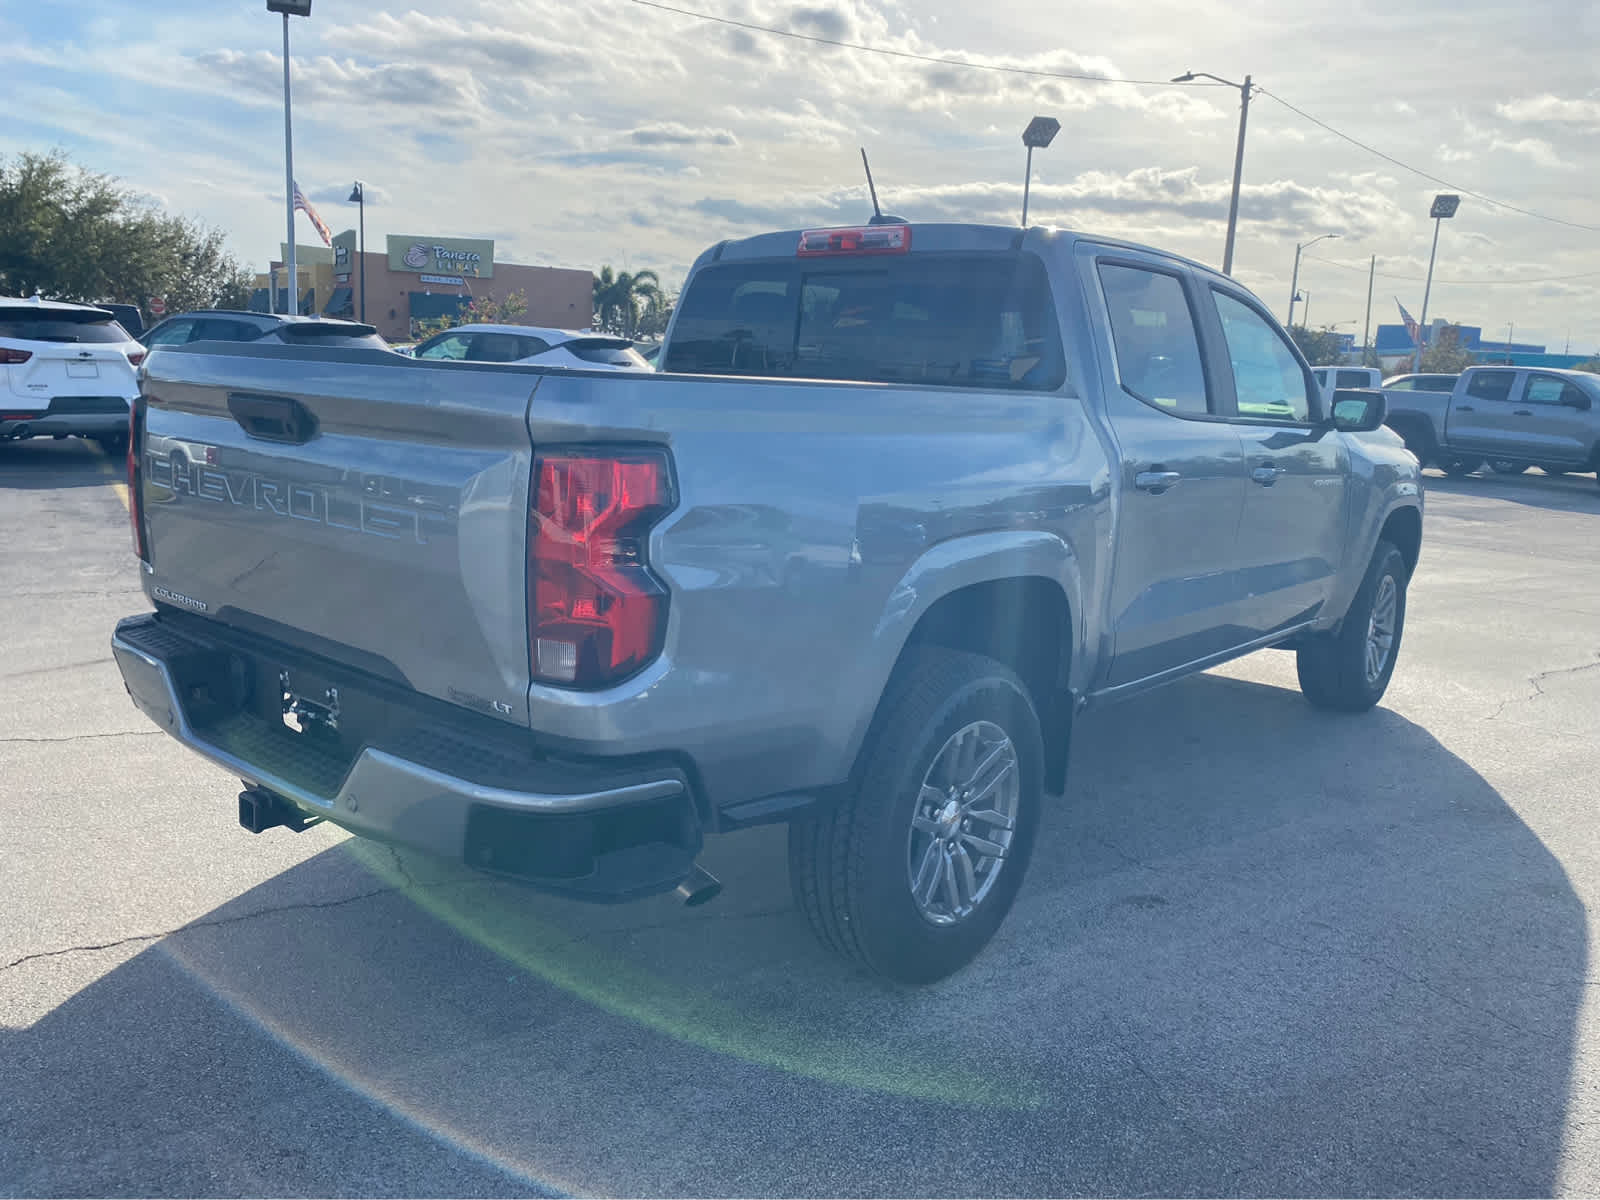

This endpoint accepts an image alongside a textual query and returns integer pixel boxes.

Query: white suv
[1,297,144,450]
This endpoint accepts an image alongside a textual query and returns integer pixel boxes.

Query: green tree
[1418,324,1476,374]
[1288,326,1347,366]
[1575,356,1600,375]
[0,150,253,319]
[465,288,528,326]
[592,266,662,337]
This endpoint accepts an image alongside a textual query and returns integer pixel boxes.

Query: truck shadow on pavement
[0,437,121,490]
[1422,466,1599,513]
[1,673,1584,1197]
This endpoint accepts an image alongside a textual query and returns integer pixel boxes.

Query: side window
[518,337,552,358]
[415,333,472,361]
[1465,371,1515,403]
[1097,263,1210,415]
[468,332,526,363]
[1312,369,1329,387]
[145,319,196,347]
[1336,369,1370,389]
[192,319,258,342]
[1210,290,1314,423]
[1524,374,1586,407]
[1386,378,1414,391]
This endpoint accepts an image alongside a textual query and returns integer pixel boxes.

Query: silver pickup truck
[113,222,1423,982]
[1384,364,1600,479]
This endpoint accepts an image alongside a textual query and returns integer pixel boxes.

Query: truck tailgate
[137,343,537,725]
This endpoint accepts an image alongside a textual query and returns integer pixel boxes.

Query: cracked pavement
[4,438,1600,1197]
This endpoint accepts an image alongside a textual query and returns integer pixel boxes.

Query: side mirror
[1330,388,1387,433]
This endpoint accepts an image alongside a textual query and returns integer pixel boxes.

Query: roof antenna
[860,148,907,225]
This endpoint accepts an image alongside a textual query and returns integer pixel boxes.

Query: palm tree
[592,267,661,337]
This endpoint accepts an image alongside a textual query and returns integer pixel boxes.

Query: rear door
[1445,369,1518,451]
[1487,373,1595,465]
[1,308,140,405]
[1203,284,1348,638]
[1083,249,1249,686]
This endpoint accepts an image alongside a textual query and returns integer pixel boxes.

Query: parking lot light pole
[348,181,366,322]
[1414,193,1460,371]
[1020,116,1060,228]
[268,0,312,316]
[1286,233,1337,329]
[1172,70,1252,275]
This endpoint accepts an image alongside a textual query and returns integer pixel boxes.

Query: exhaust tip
[675,864,723,907]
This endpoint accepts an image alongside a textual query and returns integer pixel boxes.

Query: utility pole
[1361,254,1375,363]
[1171,70,1252,276]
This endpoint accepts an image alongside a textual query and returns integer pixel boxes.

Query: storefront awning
[323,287,354,317]
[408,291,470,319]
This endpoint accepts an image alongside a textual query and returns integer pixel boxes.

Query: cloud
[1490,137,1570,169]
[1495,94,1600,127]
[629,122,740,147]
[1436,145,1474,163]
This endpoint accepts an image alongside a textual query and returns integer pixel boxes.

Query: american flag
[292,181,332,247]
[1395,298,1422,347]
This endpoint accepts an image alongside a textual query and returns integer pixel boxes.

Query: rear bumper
[2,401,129,439]
[111,613,704,901]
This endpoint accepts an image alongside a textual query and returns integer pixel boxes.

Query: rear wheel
[1297,539,1408,713]
[1441,456,1483,477]
[788,648,1043,984]
[1488,459,1530,475]
[94,434,128,456]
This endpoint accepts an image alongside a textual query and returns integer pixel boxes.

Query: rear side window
[274,324,387,350]
[1465,371,1515,402]
[664,253,1066,391]
[468,332,528,362]
[566,339,649,367]
[1386,378,1414,391]
[0,312,131,343]
[191,319,262,342]
[1336,369,1371,388]
[1420,376,1456,392]
[1098,263,1209,415]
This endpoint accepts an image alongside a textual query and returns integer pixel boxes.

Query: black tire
[1441,456,1483,477]
[1297,539,1408,713]
[788,648,1044,984]
[1388,418,1437,464]
[1488,460,1530,475]
[95,434,128,456]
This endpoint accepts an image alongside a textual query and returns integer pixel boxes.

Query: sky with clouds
[3,0,1598,352]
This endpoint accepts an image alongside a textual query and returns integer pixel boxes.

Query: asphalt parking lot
[3,436,1599,1197]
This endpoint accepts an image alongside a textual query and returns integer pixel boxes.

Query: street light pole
[1286,232,1337,328]
[1019,116,1060,228]
[1413,193,1460,372]
[1172,71,1252,275]
[281,12,295,316]
[269,1,312,316]
[1361,254,1375,363]
[348,181,366,322]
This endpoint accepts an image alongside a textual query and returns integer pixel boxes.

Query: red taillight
[797,224,912,256]
[0,347,33,364]
[127,351,146,366]
[529,449,674,688]
[1,412,41,421]
[127,399,144,560]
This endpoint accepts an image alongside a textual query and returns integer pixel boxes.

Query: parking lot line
[93,443,130,511]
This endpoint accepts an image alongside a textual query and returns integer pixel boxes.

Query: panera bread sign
[386,235,494,278]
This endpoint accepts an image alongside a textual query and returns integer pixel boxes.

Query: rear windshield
[566,339,649,367]
[273,323,388,350]
[663,252,1067,390]
[0,311,132,343]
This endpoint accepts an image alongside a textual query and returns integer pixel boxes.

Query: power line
[629,1,1600,238]
[1258,88,1600,235]
[1303,252,1600,286]
[625,0,1225,87]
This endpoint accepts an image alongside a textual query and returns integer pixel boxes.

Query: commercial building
[1373,318,1591,371]
[252,232,592,343]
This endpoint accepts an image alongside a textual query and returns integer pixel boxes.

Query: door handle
[1455,405,1475,412]
[1251,465,1286,486]
[1134,470,1182,494]
[1513,409,1533,417]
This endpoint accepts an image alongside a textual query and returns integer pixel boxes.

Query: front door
[1202,286,1349,637]
[1084,250,1249,687]
[1444,369,1519,453]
